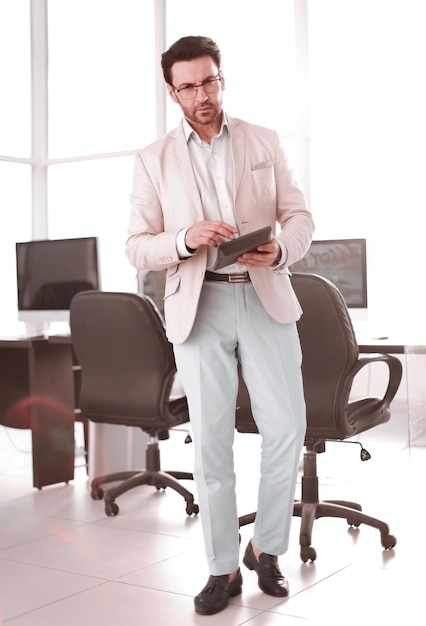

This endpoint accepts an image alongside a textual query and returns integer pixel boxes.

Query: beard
[184,101,222,126]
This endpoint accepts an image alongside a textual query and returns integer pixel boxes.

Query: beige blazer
[126,115,315,344]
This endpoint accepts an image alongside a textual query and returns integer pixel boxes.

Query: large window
[165,0,298,134]
[0,162,32,326]
[48,156,137,291]
[307,0,426,331]
[47,0,156,157]
[165,0,302,183]
[0,0,424,336]
[0,0,31,327]
[0,0,31,157]
[1,0,156,329]
[46,0,156,297]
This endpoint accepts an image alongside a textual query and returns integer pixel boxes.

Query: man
[126,35,314,616]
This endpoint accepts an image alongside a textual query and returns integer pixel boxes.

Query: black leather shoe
[194,569,243,615]
[243,541,289,597]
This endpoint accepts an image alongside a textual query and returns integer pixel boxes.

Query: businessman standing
[126,35,314,616]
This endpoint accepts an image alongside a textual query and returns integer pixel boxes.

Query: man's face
[167,55,224,127]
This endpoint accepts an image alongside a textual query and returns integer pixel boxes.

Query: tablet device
[212,226,272,270]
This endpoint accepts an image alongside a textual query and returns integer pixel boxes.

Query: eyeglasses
[173,75,222,100]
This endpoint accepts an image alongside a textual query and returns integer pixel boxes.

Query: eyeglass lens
[179,78,221,99]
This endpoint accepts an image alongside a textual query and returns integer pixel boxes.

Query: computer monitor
[16,236,100,334]
[289,238,368,321]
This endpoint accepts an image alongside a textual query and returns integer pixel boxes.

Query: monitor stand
[24,321,50,337]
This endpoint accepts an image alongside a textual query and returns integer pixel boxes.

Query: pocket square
[252,160,273,171]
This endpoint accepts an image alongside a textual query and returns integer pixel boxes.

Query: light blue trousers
[173,281,306,576]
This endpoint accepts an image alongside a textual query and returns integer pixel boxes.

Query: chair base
[238,449,397,562]
[239,500,396,563]
[90,438,199,518]
[292,498,397,562]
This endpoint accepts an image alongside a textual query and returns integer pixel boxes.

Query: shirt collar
[183,112,230,143]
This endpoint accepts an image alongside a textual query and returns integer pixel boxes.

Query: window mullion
[31,0,48,239]
[294,0,310,207]
[154,0,167,138]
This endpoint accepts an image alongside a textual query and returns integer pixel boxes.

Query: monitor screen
[16,237,100,333]
[289,238,367,315]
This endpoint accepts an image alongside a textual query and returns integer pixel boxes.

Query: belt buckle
[228,273,248,283]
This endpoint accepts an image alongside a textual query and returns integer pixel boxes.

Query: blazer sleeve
[126,152,181,270]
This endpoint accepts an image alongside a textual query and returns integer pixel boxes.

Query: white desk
[352,324,426,447]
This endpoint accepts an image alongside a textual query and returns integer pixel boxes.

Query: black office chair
[70,290,198,518]
[236,273,402,562]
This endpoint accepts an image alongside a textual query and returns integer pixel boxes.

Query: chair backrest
[290,272,360,438]
[70,290,187,432]
[236,273,397,440]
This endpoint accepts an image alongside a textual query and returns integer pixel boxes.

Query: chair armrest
[350,354,403,408]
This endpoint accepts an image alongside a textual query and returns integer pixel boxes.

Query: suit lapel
[228,117,246,202]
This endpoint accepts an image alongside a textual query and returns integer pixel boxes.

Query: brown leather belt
[204,270,251,283]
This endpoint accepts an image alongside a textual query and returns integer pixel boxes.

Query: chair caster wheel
[105,502,119,517]
[381,533,397,550]
[91,487,104,500]
[186,502,199,516]
[300,546,317,563]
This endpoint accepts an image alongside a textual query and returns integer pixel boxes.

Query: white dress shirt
[176,113,286,272]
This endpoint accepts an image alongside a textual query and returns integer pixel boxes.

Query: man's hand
[185,221,238,251]
[236,237,281,268]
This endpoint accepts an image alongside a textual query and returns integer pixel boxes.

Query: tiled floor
[1,399,425,625]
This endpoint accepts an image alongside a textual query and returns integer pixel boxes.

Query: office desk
[46,335,149,482]
[358,341,405,354]
[355,329,426,446]
[1,328,422,490]
[354,321,425,355]
[0,335,75,488]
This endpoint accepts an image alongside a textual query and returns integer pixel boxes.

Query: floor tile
[1,581,262,626]
[272,562,423,624]
[0,559,103,621]
[0,508,81,550]
[0,401,424,625]
[0,523,192,579]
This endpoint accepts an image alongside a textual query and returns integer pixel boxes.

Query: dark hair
[161,36,222,85]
